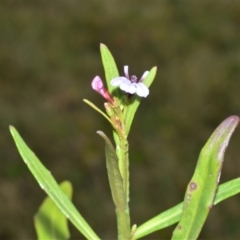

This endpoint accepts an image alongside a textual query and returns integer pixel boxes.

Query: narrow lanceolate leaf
[10,126,100,240]
[34,181,72,240]
[97,131,130,240]
[133,177,240,239]
[124,66,157,136]
[83,99,113,125]
[213,177,240,205]
[172,116,239,240]
[97,131,125,210]
[100,43,119,93]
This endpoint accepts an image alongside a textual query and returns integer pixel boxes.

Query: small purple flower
[91,76,114,104]
[110,66,149,98]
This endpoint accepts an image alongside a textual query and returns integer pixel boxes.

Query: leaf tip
[219,115,239,135]
[216,115,239,161]
[225,115,239,125]
[96,131,110,143]
[9,125,15,134]
[96,130,103,136]
[152,66,157,75]
[100,43,107,48]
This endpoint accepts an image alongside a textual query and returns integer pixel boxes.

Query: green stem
[117,137,129,202]
[116,208,131,240]
[112,106,129,202]
[111,104,131,239]
[114,133,131,240]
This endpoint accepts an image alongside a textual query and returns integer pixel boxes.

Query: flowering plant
[10,44,240,239]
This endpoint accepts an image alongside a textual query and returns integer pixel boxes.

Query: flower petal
[110,77,129,86]
[139,71,149,82]
[91,76,104,91]
[119,80,134,93]
[124,65,129,79]
[136,82,149,97]
[128,82,138,94]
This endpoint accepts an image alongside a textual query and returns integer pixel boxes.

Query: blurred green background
[1,0,240,239]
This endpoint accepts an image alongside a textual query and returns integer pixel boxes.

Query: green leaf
[133,178,240,239]
[83,99,113,125]
[97,131,130,240]
[34,181,72,240]
[97,131,125,210]
[172,115,239,240]
[100,43,119,93]
[214,177,240,205]
[10,126,100,240]
[124,66,157,135]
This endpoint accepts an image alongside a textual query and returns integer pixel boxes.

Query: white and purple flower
[110,66,149,98]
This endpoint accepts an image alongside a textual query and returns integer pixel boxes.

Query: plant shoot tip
[9,125,15,130]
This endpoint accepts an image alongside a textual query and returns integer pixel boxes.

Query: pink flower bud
[91,76,114,104]
[91,76,103,92]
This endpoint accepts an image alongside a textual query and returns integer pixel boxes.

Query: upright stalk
[113,131,130,239]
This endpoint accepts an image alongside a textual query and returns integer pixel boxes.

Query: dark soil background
[1,0,240,239]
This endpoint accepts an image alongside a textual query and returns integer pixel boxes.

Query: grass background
[1,0,240,239]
